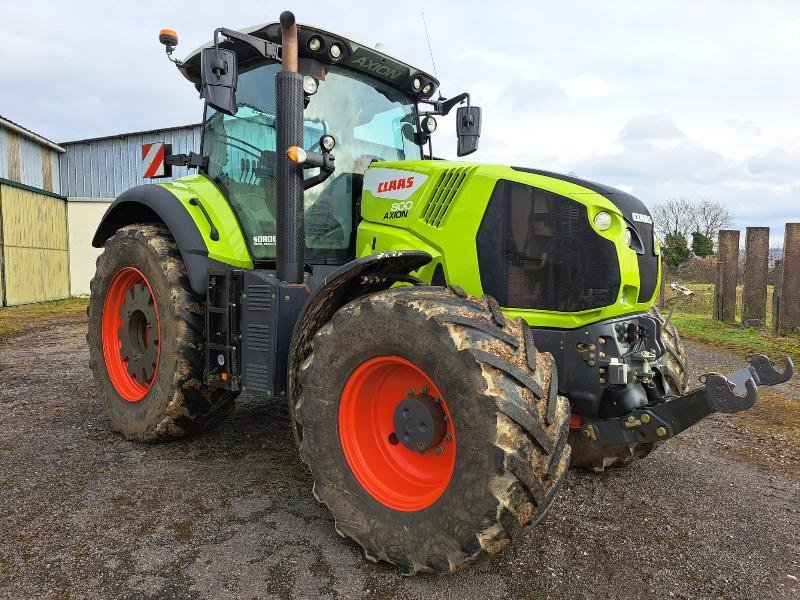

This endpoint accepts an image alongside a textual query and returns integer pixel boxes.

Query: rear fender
[92,180,252,295]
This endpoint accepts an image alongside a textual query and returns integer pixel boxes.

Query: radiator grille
[421,167,473,227]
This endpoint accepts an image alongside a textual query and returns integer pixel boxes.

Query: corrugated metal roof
[62,123,202,146]
[0,115,65,153]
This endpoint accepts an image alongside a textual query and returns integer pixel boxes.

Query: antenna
[421,11,441,97]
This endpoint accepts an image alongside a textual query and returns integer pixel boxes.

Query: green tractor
[88,12,793,573]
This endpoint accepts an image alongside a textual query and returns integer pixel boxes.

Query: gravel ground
[0,313,798,599]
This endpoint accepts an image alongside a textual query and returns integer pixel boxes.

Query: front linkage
[581,354,794,446]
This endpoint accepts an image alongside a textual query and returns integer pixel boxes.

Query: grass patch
[0,297,88,341]
[666,282,800,362]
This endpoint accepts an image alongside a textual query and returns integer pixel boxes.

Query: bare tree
[652,197,734,243]
[689,199,734,239]
[652,198,693,238]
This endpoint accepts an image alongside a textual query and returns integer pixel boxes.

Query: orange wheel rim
[338,355,456,511]
[101,267,161,402]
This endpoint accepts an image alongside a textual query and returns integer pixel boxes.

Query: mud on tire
[87,224,237,441]
[294,286,571,573]
[568,306,689,472]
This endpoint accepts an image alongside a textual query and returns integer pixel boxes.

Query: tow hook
[581,354,794,446]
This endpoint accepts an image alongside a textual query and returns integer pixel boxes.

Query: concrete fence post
[714,229,740,322]
[777,223,800,335]
[742,227,769,328]
[772,260,783,335]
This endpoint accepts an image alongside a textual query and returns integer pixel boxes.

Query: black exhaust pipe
[275,11,305,283]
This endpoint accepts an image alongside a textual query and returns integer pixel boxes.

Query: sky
[1,0,798,245]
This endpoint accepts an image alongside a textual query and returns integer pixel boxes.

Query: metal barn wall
[61,123,202,296]
[0,120,63,192]
[60,124,202,199]
[0,118,68,306]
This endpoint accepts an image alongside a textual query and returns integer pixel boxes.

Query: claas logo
[377,177,415,193]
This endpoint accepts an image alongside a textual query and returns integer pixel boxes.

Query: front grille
[477,180,621,312]
[421,167,473,227]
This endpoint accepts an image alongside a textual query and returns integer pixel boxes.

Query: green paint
[159,174,253,269]
[356,160,660,329]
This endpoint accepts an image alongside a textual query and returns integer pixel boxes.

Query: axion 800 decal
[362,167,428,221]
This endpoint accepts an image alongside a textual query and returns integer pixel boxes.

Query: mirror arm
[302,152,336,190]
[213,28,282,62]
[421,92,470,117]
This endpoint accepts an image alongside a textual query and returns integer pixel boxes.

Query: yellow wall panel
[41,145,53,192]
[0,190,4,304]
[0,184,68,250]
[0,183,70,305]
[6,130,20,182]
[2,247,69,305]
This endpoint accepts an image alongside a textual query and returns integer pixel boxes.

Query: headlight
[320,134,336,152]
[329,44,342,59]
[302,75,318,95]
[411,77,421,91]
[308,37,322,52]
[422,83,433,96]
[421,115,437,134]
[594,211,612,231]
[624,228,633,246]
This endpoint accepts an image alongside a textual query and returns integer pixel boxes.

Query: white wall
[68,198,111,295]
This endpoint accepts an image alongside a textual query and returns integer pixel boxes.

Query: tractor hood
[356,160,661,328]
[179,22,439,101]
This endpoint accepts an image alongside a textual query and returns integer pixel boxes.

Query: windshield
[203,61,420,262]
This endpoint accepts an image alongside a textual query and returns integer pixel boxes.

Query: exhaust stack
[275,11,305,283]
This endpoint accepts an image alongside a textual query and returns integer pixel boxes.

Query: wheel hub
[338,355,457,511]
[393,394,446,453]
[118,283,159,382]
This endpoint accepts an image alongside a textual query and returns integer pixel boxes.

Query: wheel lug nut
[421,386,429,394]
[434,446,443,455]
[407,388,414,396]
[444,433,452,441]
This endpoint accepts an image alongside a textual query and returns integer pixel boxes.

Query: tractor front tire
[87,224,237,441]
[294,286,571,573]
[568,306,689,472]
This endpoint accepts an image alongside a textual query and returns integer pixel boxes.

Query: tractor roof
[179,22,440,100]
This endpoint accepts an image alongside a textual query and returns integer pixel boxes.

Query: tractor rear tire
[87,224,237,441]
[568,306,689,472]
[294,286,571,573]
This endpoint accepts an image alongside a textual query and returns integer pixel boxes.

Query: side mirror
[200,47,238,116]
[456,106,481,157]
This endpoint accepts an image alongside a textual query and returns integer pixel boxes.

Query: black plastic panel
[240,270,309,395]
[477,180,621,312]
[511,167,659,303]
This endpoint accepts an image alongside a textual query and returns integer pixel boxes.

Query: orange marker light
[159,29,179,47]
[286,146,307,164]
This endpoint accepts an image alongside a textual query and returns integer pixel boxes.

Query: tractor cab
[176,23,476,265]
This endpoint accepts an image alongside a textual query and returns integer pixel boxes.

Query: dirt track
[0,312,798,599]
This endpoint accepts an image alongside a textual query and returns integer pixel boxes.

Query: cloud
[500,78,567,112]
[576,115,736,185]
[618,114,684,144]
[726,118,761,136]
[747,147,800,180]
